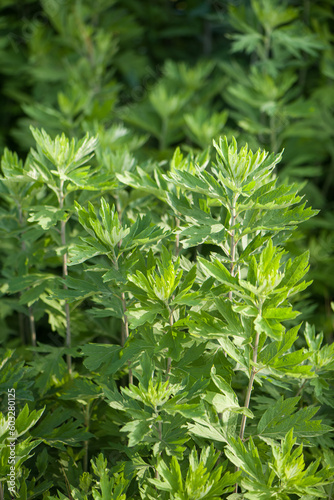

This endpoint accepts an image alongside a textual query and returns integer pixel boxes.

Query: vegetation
[0,1,333,498]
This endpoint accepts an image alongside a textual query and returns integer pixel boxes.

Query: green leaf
[31,407,93,447]
[254,315,284,340]
[14,405,45,437]
[257,397,331,439]
[262,306,299,320]
[28,346,68,396]
[117,165,167,202]
[58,378,102,402]
[121,419,152,447]
[127,303,162,328]
[75,199,130,251]
[225,436,266,483]
[19,282,50,305]
[150,446,240,498]
[121,213,167,252]
[278,251,310,289]
[30,127,98,177]
[81,344,122,371]
[28,206,68,230]
[187,419,227,443]
[198,257,240,288]
[150,455,183,493]
[209,366,254,418]
[257,326,314,378]
[68,242,109,266]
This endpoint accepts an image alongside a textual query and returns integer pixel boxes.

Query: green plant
[2,133,330,498]
[0,1,334,497]
[216,0,334,337]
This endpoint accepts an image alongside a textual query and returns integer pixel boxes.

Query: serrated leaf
[14,405,45,437]
[254,315,283,340]
[198,257,240,288]
[257,397,331,439]
[31,407,93,447]
[28,206,68,230]
[81,344,122,371]
[225,437,266,483]
[121,419,152,447]
[187,419,227,443]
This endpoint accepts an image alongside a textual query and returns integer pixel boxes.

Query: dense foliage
[0,1,333,499]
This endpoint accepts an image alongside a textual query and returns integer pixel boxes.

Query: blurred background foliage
[0,0,333,338]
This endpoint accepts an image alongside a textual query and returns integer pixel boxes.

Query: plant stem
[296,379,307,398]
[18,308,26,344]
[29,306,36,347]
[234,328,260,494]
[59,180,71,373]
[112,222,132,385]
[166,307,174,381]
[239,329,260,441]
[229,194,238,300]
[166,355,172,380]
[166,216,180,378]
[121,291,133,385]
[235,300,261,493]
[18,204,37,346]
[120,293,128,346]
[83,403,90,473]
[228,194,241,491]
[61,465,74,500]
[175,217,180,256]
[155,413,162,479]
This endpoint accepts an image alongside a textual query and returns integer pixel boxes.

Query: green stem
[83,403,90,473]
[121,291,133,385]
[225,194,238,418]
[59,180,71,373]
[228,194,240,490]
[228,193,238,298]
[120,293,127,345]
[61,465,74,500]
[175,217,180,257]
[29,306,36,347]
[155,411,162,479]
[235,304,260,494]
[166,307,174,381]
[18,204,37,347]
[18,307,26,345]
[113,243,132,385]
[239,329,260,441]
[166,219,180,381]
[296,379,307,398]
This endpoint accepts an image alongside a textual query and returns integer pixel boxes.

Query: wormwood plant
[61,137,334,498]
[0,128,106,371]
[0,133,333,498]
